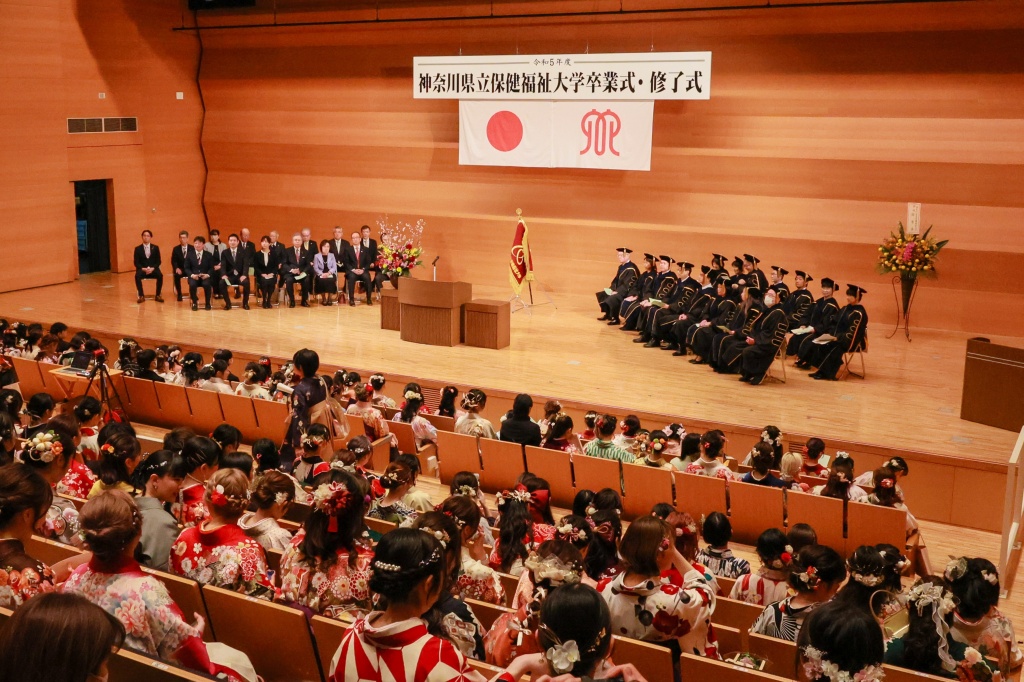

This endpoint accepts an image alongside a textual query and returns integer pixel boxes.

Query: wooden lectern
[961,337,1024,432]
[398,279,473,346]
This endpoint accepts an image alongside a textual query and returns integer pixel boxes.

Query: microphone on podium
[432,256,440,281]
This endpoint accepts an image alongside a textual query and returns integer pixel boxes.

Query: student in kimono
[0,464,57,609]
[808,284,869,381]
[597,247,640,323]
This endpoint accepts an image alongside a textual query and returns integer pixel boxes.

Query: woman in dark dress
[285,349,326,454]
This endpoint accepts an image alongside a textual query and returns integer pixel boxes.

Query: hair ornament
[118,338,138,351]
[802,646,884,682]
[592,521,615,543]
[207,482,249,509]
[795,565,820,587]
[27,431,64,463]
[274,491,290,506]
[302,433,326,448]
[879,478,895,489]
[455,485,476,497]
[658,537,671,552]
[849,571,885,587]
[834,472,848,483]
[556,524,587,543]
[312,482,357,532]
[441,510,466,529]
[665,424,686,439]
[944,557,968,582]
[761,430,783,446]
[524,552,581,586]
[370,374,385,384]
[374,560,401,572]
[906,581,959,672]
[834,451,851,461]
[773,545,794,569]
[496,489,532,506]
[886,458,902,469]
[404,390,422,401]
[650,437,667,452]
[585,505,597,517]
[421,527,449,548]
[981,570,999,586]
[545,639,580,675]
[958,648,995,682]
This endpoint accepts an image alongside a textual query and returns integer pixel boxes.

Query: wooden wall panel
[196,1,1024,335]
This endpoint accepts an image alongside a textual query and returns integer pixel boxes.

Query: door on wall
[74,179,111,274]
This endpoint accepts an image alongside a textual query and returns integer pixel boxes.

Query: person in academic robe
[671,272,729,356]
[639,260,700,347]
[616,253,656,326]
[218,233,251,311]
[133,229,164,303]
[253,236,280,309]
[808,285,869,381]
[709,287,763,371]
[769,266,790,304]
[739,288,790,385]
[622,255,677,333]
[170,230,193,302]
[341,231,374,306]
[743,254,768,293]
[597,247,640,321]
[360,225,386,295]
[782,271,815,331]
[605,252,651,325]
[658,266,714,352]
[708,253,729,285]
[794,278,841,361]
[681,276,737,358]
[184,236,215,311]
[727,256,746,301]
[281,233,313,308]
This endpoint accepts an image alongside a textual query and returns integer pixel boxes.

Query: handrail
[999,424,1024,596]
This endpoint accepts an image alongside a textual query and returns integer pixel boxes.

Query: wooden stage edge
[0,272,1021,531]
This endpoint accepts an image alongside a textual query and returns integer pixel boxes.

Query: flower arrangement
[877,222,948,281]
[375,215,425,278]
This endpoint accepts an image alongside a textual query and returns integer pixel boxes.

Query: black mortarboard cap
[747,287,763,300]
[820,277,835,289]
[678,261,694,270]
[795,270,808,279]
[659,255,674,264]
[731,256,744,268]
[846,284,867,297]
[700,265,711,275]
[616,247,633,254]
[772,266,789,276]
[643,253,654,261]
[744,254,760,265]
[715,275,730,286]
[712,253,726,262]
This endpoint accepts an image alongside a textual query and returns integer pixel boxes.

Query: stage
[0,271,1018,466]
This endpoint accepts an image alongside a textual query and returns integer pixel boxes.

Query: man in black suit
[219,233,251,311]
[359,224,385,296]
[300,228,318,263]
[253,235,280,309]
[169,230,193,302]
[282,233,312,308]
[269,230,286,298]
[236,228,257,301]
[184,236,215,311]
[133,229,164,303]
[342,231,373,306]
[328,226,347,261]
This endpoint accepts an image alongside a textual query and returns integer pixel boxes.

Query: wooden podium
[961,337,1024,431]
[397,279,473,346]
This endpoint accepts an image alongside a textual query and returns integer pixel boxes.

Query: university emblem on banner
[580,109,621,157]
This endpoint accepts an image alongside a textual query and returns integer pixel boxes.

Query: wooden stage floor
[0,272,1019,464]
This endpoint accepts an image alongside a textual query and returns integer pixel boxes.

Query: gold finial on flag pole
[516,208,523,217]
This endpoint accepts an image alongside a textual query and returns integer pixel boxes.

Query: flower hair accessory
[803,645,884,682]
[592,522,615,543]
[834,451,851,461]
[658,537,671,552]
[207,482,249,509]
[981,570,999,585]
[369,374,385,384]
[650,438,667,452]
[795,565,820,587]
[404,390,422,401]
[274,492,290,506]
[761,430,783,446]
[848,566,885,587]
[26,431,64,464]
[556,524,587,544]
[585,505,597,517]
[312,482,356,532]
[905,580,959,671]
[455,485,476,497]
[772,545,794,569]
[421,527,449,548]
[886,458,903,470]
[879,478,895,489]
[525,552,581,585]
[944,557,968,582]
[100,443,115,455]
[545,639,580,674]
[495,489,532,506]
[302,433,326,448]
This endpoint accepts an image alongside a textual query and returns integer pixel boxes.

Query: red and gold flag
[509,217,534,294]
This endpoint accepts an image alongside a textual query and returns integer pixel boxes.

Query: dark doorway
[74,180,111,274]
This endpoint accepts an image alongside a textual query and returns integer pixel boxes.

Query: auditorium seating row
[15,534,946,682]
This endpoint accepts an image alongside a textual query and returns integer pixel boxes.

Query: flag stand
[508,208,555,315]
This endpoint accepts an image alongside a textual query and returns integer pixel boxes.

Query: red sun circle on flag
[486,110,523,152]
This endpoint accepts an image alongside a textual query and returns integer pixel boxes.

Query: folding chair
[839,349,866,380]
[764,337,788,384]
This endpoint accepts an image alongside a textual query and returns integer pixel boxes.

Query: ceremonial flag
[459,101,553,168]
[509,217,534,294]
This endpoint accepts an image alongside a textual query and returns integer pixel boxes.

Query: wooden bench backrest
[573,455,622,495]
[496,572,520,607]
[364,516,397,536]
[154,381,193,430]
[681,653,793,682]
[387,419,418,455]
[674,471,727,522]
[883,664,952,682]
[142,567,215,642]
[201,584,321,682]
[479,438,526,492]
[713,596,765,634]
[122,376,163,425]
[729,482,785,545]
[714,623,744,658]
[748,632,798,679]
[252,398,289,443]
[25,534,83,566]
[786,490,845,554]
[424,413,455,432]
[524,445,574,508]
[847,501,907,556]
[621,464,675,519]
[310,614,349,679]
[185,387,227,437]
[436,430,481,484]
[218,393,260,443]
[612,636,674,682]
[464,597,514,632]
[108,648,219,682]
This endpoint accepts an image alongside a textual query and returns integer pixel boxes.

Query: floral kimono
[346,404,391,442]
[457,549,505,605]
[170,523,274,599]
[330,614,485,682]
[599,568,719,658]
[41,494,82,547]
[79,425,99,461]
[684,457,735,481]
[487,524,557,576]
[56,458,97,500]
[278,528,374,618]
[950,608,1023,678]
[0,539,54,608]
[484,571,540,667]
[729,566,791,606]
[175,482,209,529]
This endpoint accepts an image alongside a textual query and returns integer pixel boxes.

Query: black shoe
[366,300,373,306]
[795,360,809,369]
[349,302,355,307]
[155,296,164,303]
[644,340,659,348]
[597,314,609,321]
[606,319,620,326]
[739,375,751,382]
[177,295,183,302]
[809,372,822,379]
[632,336,649,344]
[205,304,212,310]
[224,304,231,310]
[689,358,705,364]
[289,302,296,308]
[301,301,310,308]
[191,302,198,311]
[750,375,764,386]
[243,303,250,310]
[672,350,688,357]
[662,344,679,352]
[137,296,145,303]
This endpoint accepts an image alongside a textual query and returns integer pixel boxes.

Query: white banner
[459,100,653,171]
[417,52,710,100]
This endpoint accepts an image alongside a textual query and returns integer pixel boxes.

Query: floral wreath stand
[887,275,918,342]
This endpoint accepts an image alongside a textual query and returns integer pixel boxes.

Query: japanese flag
[459,101,554,168]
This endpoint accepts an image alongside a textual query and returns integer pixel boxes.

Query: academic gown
[632,272,680,336]
[687,296,737,357]
[662,287,714,346]
[794,297,841,358]
[770,282,790,305]
[646,276,700,338]
[598,261,640,314]
[712,303,763,371]
[620,271,663,330]
[741,305,790,380]
[616,269,655,322]
[782,288,815,329]
[809,304,868,379]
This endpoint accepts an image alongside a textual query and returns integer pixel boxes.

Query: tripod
[82,361,130,426]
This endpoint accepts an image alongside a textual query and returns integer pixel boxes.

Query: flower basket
[877,222,948,341]
[375,216,425,280]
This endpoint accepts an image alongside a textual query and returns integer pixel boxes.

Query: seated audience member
[579,410,598,441]
[729,528,793,606]
[499,393,542,446]
[347,384,391,442]
[114,338,140,376]
[393,388,437,449]
[134,348,165,382]
[946,556,1022,677]
[340,230,372,307]
[368,460,418,524]
[239,470,296,552]
[279,469,374,618]
[20,426,79,547]
[572,489,596,518]
[439,495,503,604]
[367,373,396,409]
[64,490,252,680]
[0,464,56,608]
[684,430,734,479]
[176,435,221,528]
[436,385,460,418]
[670,431,702,472]
[133,450,186,572]
[33,334,60,363]
[813,452,867,500]
[833,545,892,617]
[779,452,809,491]
[313,239,339,305]
[857,455,909,498]
[328,529,484,682]
[541,412,582,453]
[583,509,624,582]
[660,422,685,458]
[411,512,486,661]
[599,515,719,659]
[170,469,273,598]
[884,576,999,679]
[253,235,279,308]
[0,592,125,682]
[489,488,557,576]
[662,509,719,594]
[293,424,332,487]
[497,583,647,682]
[394,453,433,512]
[740,442,789,488]
[485,540,584,667]
[454,388,497,439]
[787,523,818,553]
[211,423,242,457]
[612,414,642,452]
[865,468,923,549]
[801,437,829,476]
[537,399,562,439]
[518,475,556,525]
[235,362,271,399]
[555,514,592,554]
[588,487,624,517]
[184,235,215,310]
[0,413,16,467]
[750,545,846,641]
[88,431,142,499]
[22,392,55,439]
[200,359,234,395]
[583,413,635,463]
[797,600,884,682]
[637,430,675,469]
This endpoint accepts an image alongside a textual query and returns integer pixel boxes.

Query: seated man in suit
[218,233,251,311]
[133,229,164,303]
[282,233,312,308]
[169,230,192,302]
[342,231,373,306]
[184,235,215,310]
[360,224,385,297]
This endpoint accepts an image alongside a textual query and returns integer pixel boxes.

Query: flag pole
[509,207,554,314]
